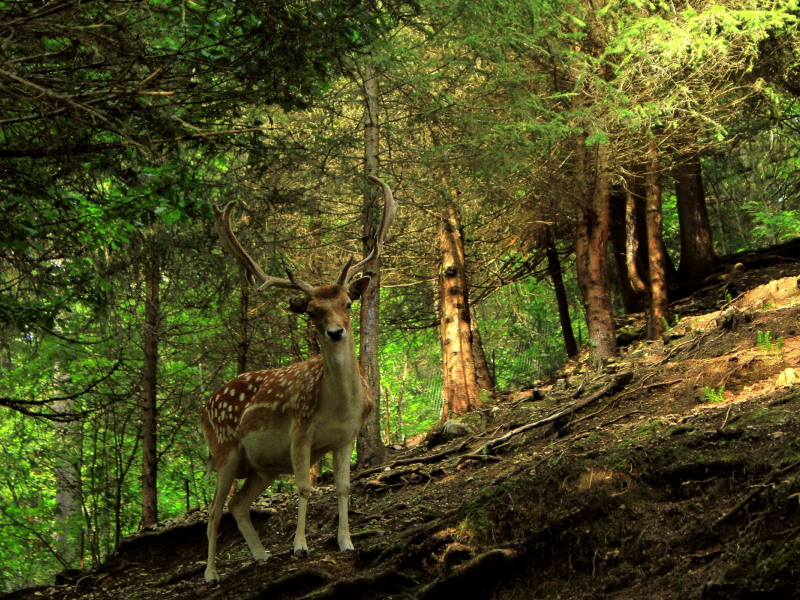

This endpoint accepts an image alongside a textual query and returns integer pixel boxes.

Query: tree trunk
[574,140,618,363]
[383,385,392,443]
[357,62,385,468]
[141,250,160,528]
[54,396,76,566]
[625,173,649,301]
[644,139,670,339]
[237,266,249,375]
[469,305,495,391]
[674,153,717,283]
[545,238,579,357]
[609,189,645,313]
[439,203,481,418]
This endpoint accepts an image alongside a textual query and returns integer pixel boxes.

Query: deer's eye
[346,302,352,310]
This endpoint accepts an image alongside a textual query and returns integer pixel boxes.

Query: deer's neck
[319,335,362,407]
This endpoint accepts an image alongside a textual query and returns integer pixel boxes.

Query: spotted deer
[201,176,397,583]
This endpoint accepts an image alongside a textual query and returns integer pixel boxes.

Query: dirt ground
[4,261,800,600]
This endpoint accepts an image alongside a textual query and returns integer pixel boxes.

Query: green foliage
[705,385,726,403]
[1,0,799,590]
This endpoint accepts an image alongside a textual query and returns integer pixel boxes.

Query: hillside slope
[4,262,800,600]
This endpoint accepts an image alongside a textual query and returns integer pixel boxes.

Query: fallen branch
[476,371,634,455]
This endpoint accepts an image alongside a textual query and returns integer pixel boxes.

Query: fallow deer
[201,176,397,584]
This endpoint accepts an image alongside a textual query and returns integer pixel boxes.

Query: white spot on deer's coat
[240,393,245,401]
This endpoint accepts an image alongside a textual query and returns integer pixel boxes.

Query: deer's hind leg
[229,471,275,562]
[205,448,242,584]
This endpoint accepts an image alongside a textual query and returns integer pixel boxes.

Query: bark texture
[439,204,481,418]
[674,153,717,283]
[546,238,579,357]
[54,397,76,565]
[141,250,160,528]
[357,62,385,468]
[625,172,649,300]
[644,139,670,339]
[470,306,495,391]
[574,141,618,363]
[609,189,645,314]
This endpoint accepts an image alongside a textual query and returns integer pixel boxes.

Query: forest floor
[5,261,800,600]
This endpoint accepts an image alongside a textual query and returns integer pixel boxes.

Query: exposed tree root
[414,549,517,600]
[475,371,634,456]
[243,567,333,600]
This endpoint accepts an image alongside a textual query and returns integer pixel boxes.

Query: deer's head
[212,176,396,345]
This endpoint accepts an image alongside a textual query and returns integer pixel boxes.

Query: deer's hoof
[253,553,270,563]
[204,569,219,584]
[294,548,309,558]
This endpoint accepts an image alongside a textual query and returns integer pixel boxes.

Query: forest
[1,0,800,593]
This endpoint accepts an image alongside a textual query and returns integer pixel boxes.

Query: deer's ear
[348,276,371,301]
[289,296,309,314]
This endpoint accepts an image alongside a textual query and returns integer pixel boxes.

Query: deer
[201,175,397,584]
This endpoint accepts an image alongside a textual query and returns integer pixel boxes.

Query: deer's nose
[327,327,345,342]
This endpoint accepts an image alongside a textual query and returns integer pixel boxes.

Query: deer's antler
[213,202,315,296]
[337,176,397,285]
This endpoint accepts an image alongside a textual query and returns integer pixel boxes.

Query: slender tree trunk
[397,358,407,445]
[674,153,717,282]
[574,140,618,363]
[307,213,322,358]
[54,396,76,565]
[546,238,579,357]
[625,174,649,300]
[383,386,392,444]
[357,62,385,468]
[469,305,495,391]
[609,189,645,313]
[644,138,670,339]
[232,269,249,498]
[237,266,249,375]
[439,203,481,418]
[141,250,160,528]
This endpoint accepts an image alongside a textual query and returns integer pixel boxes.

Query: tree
[140,237,161,528]
[546,238,579,357]
[674,154,719,282]
[357,61,387,468]
[438,203,482,417]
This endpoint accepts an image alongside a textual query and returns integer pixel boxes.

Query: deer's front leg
[291,434,312,556]
[332,441,355,552]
